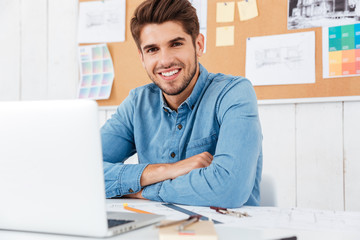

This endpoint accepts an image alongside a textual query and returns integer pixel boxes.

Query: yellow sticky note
[216,26,234,47]
[216,2,235,23]
[238,0,258,21]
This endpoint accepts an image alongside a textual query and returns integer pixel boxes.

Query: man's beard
[147,54,197,96]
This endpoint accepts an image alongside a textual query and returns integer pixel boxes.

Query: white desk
[1,199,359,240]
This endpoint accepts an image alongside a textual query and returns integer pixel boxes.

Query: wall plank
[106,110,116,120]
[296,102,344,210]
[258,104,296,207]
[98,110,107,128]
[0,0,20,100]
[21,0,48,100]
[344,101,360,211]
[48,0,78,99]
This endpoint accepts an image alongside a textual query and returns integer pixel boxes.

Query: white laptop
[0,100,164,237]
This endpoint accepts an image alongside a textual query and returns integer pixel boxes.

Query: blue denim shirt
[101,64,263,208]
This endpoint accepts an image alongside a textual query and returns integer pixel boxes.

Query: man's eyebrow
[142,37,186,51]
[169,37,186,43]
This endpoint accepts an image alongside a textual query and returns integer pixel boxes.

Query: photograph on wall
[322,23,360,78]
[246,31,315,86]
[288,0,360,30]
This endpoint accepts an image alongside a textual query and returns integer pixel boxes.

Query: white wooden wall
[0,0,78,101]
[99,100,360,212]
[1,0,359,212]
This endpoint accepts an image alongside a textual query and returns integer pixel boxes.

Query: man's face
[138,21,203,96]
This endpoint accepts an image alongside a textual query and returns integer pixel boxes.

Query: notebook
[0,99,164,237]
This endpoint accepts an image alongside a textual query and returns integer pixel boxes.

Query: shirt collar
[160,63,209,112]
[184,63,208,111]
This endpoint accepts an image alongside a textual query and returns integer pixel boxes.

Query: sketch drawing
[255,45,303,69]
[86,6,122,28]
[245,31,315,86]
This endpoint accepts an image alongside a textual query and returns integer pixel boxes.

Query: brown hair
[130,0,199,51]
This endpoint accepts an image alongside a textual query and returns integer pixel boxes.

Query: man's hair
[130,0,200,51]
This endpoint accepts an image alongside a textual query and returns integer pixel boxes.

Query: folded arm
[138,81,263,208]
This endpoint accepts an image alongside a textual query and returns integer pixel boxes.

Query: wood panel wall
[0,0,78,101]
[1,0,359,212]
[99,101,360,211]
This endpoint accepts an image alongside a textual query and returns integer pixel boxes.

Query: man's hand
[167,151,213,179]
[123,189,145,199]
[140,152,213,187]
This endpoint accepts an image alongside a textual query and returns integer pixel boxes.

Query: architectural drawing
[245,31,315,86]
[255,45,303,69]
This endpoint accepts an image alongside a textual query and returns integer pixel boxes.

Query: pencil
[123,203,153,214]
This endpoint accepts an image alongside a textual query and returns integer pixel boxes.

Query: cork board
[79,0,360,106]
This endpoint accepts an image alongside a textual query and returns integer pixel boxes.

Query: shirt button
[177,124,183,130]
[129,188,134,193]
[170,152,176,158]
[191,105,195,110]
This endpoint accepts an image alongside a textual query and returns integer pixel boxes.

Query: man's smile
[157,68,182,81]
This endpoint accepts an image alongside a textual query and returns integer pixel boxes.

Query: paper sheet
[246,31,315,86]
[107,200,188,221]
[238,0,258,21]
[77,44,114,100]
[216,2,235,23]
[216,26,235,47]
[179,205,360,233]
[322,23,360,78]
[78,0,126,43]
[106,199,360,234]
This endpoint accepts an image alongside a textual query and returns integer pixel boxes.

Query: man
[101,0,262,208]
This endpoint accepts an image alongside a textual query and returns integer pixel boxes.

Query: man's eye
[147,48,158,53]
[172,42,182,47]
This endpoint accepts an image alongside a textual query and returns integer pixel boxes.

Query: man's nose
[158,48,175,67]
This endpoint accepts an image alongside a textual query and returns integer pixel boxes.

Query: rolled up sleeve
[103,161,148,198]
[139,79,263,208]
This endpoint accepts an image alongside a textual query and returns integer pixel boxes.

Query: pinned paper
[78,0,126,43]
[77,44,115,100]
[323,24,360,78]
[216,2,235,23]
[238,0,258,21]
[216,26,234,47]
[245,31,315,86]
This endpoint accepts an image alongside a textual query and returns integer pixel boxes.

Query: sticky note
[216,2,235,23]
[238,0,258,21]
[216,26,234,47]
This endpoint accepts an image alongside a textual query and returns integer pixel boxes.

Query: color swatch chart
[78,44,115,100]
[328,23,360,77]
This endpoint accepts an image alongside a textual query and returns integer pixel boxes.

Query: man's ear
[138,49,145,68]
[195,33,205,58]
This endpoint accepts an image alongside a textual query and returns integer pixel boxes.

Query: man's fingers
[202,152,213,161]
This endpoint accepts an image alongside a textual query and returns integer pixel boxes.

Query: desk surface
[1,199,360,240]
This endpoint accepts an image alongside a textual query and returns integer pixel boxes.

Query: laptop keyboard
[107,219,134,228]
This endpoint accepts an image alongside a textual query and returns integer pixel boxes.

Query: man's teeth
[161,69,179,77]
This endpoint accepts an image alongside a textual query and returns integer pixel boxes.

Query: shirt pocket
[185,133,218,158]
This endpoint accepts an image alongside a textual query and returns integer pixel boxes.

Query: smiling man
[101,0,263,208]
